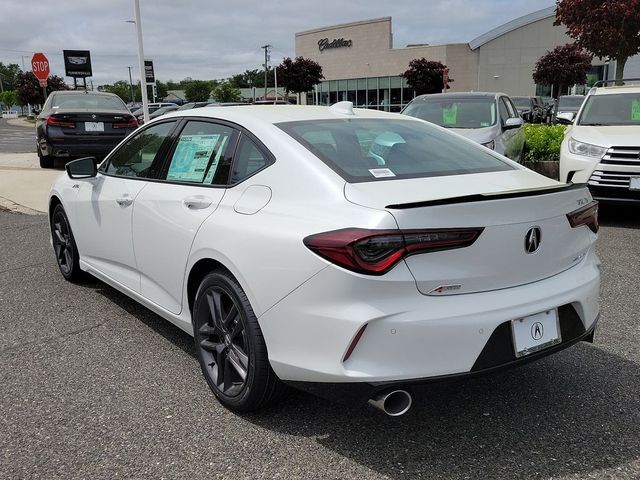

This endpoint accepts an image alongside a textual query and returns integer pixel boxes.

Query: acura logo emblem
[524,227,541,254]
[531,322,544,340]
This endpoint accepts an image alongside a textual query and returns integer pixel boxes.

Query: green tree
[276,57,324,102]
[533,44,592,98]
[0,90,19,109]
[212,81,241,102]
[155,80,168,100]
[229,69,274,89]
[103,80,134,102]
[0,62,21,91]
[15,72,69,106]
[401,59,452,95]
[555,0,640,83]
[184,80,214,102]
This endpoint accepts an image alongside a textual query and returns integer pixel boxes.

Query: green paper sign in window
[632,99,640,121]
[442,104,458,125]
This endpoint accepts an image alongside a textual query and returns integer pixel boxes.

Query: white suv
[559,81,640,203]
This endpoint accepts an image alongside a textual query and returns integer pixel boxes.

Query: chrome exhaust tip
[368,389,412,416]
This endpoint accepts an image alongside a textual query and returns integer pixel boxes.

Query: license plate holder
[511,309,561,358]
[629,176,640,191]
[85,121,104,132]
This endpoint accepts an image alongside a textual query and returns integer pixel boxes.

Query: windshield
[277,118,512,183]
[558,96,585,109]
[577,93,640,126]
[403,98,497,129]
[511,97,530,109]
[52,94,127,111]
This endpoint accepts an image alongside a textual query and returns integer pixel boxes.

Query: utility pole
[261,44,271,100]
[127,66,135,104]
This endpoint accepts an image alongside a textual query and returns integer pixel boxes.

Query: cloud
[0,0,555,86]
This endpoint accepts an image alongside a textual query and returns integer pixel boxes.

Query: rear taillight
[46,116,75,128]
[566,201,599,233]
[113,116,138,129]
[304,227,484,275]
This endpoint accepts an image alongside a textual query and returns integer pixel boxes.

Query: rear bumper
[39,133,130,159]
[260,249,600,385]
[287,310,598,404]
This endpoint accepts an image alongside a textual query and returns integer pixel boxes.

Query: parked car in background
[178,102,210,111]
[206,102,248,107]
[36,91,137,168]
[556,95,586,123]
[402,92,525,161]
[511,96,545,123]
[132,102,177,124]
[49,103,600,415]
[148,104,180,120]
[559,81,640,203]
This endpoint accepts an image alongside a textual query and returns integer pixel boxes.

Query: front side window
[277,119,512,183]
[403,98,497,128]
[577,93,640,126]
[105,121,176,178]
[165,121,234,185]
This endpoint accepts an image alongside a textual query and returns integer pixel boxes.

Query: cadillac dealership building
[295,6,640,109]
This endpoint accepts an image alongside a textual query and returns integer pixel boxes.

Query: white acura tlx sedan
[49,103,600,416]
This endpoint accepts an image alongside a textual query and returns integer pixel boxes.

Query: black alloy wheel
[193,271,288,411]
[50,204,83,281]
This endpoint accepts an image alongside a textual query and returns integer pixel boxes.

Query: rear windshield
[577,93,640,126]
[277,118,512,183]
[403,98,497,128]
[52,94,127,111]
[511,97,530,108]
[558,96,585,109]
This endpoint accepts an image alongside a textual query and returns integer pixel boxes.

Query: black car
[511,96,545,123]
[37,91,137,168]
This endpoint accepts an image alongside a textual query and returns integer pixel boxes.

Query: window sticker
[632,99,640,121]
[167,134,220,182]
[480,122,490,127]
[369,168,396,178]
[442,104,458,125]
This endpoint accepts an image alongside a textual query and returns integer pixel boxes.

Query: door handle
[116,197,133,207]
[183,196,213,210]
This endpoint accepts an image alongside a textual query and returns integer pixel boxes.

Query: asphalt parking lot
[0,117,36,153]
[0,205,638,479]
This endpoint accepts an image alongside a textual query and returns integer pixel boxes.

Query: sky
[0,0,557,87]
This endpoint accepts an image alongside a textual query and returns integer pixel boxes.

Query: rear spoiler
[386,183,587,209]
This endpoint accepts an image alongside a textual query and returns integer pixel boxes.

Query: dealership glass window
[378,77,390,111]
[357,78,368,107]
[329,80,338,104]
[337,80,348,102]
[347,79,358,105]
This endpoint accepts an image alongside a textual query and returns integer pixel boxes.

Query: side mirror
[66,157,97,179]
[556,112,575,124]
[504,117,524,130]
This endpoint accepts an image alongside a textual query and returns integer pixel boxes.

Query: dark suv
[37,91,138,168]
[511,96,545,123]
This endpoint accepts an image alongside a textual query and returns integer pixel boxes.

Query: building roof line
[295,17,391,37]
[468,6,556,50]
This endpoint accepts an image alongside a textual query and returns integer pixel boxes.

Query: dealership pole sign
[318,37,353,52]
[63,50,92,78]
[144,60,155,84]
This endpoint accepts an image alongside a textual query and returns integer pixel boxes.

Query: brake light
[46,116,75,128]
[303,227,484,275]
[113,116,138,129]
[566,201,599,233]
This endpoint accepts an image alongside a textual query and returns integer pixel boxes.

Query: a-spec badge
[427,284,462,295]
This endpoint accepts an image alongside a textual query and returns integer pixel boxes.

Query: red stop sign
[31,53,50,81]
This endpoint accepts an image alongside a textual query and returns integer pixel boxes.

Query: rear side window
[105,121,175,178]
[165,121,234,185]
[230,136,270,184]
[277,119,512,183]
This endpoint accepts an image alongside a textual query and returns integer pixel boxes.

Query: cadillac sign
[318,37,353,52]
[63,50,92,78]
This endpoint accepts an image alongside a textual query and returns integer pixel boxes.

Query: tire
[193,270,288,412]
[50,204,84,282]
[39,154,54,169]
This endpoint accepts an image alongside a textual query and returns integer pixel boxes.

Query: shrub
[524,124,567,162]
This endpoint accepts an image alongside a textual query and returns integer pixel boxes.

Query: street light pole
[130,0,149,123]
[261,44,271,100]
[127,66,135,104]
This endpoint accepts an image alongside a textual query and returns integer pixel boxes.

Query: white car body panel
[48,104,601,391]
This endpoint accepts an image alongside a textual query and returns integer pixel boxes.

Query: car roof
[413,92,503,100]
[154,104,410,126]
[591,85,640,95]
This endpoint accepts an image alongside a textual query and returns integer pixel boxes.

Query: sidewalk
[0,153,61,214]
